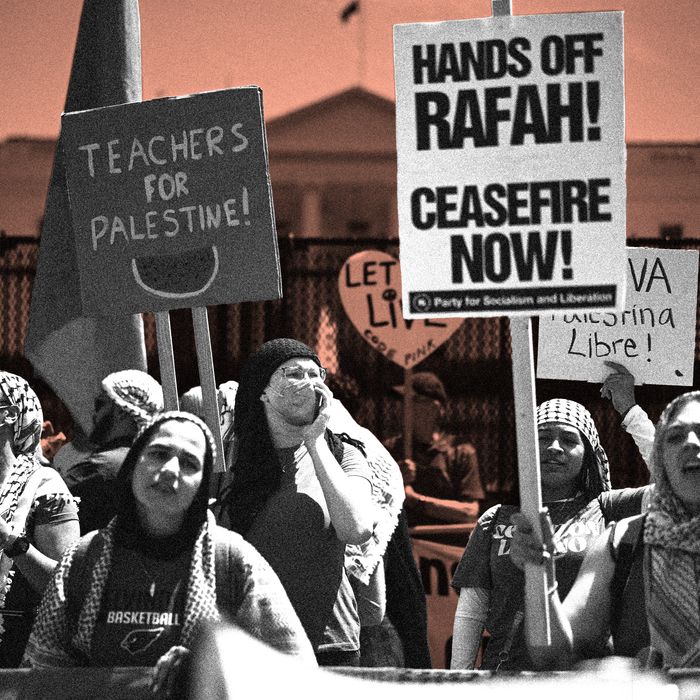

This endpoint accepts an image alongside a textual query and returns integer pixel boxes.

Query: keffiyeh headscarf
[328,399,404,584]
[24,511,221,667]
[0,372,43,458]
[0,373,44,636]
[537,398,611,500]
[101,370,164,427]
[643,391,700,667]
[0,372,44,521]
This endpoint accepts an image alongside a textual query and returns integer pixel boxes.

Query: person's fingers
[510,538,546,568]
[510,511,533,533]
[165,654,183,697]
[539,508,555,550]
[603,359,631,374]
[151,655,169,694]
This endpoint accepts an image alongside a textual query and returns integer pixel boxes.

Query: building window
[347,220,370,235]
[659,224,683,240]
[276,220,292,237]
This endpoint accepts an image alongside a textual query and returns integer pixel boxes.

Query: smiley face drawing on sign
[339,250,463,368]
[131,245,220,299]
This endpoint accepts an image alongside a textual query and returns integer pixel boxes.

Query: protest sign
[61,87,281,315]
[412,537,463,669]
[338,250,463,368]
[394,12,626,318]
[538,247,699,386]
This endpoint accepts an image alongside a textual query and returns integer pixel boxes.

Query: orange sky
[1,0,698,143]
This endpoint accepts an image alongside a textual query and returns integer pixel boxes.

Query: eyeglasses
[278,366,327,383]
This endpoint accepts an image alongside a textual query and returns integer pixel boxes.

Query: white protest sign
[538,247,699,386]
[394,12,626,318]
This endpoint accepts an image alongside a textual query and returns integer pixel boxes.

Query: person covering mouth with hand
[218,339,377,667]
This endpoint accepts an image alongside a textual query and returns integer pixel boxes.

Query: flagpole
[358,3,366,85]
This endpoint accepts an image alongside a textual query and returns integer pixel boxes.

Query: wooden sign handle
[510,316,551,647]
[492,0,512,16]
[490,0,550,649]
[191,307,226,473]
[403,366,414,460]
[154,311,179,411]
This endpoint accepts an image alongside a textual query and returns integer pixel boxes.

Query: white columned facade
[301,187,323,237]
[388,193,399,238]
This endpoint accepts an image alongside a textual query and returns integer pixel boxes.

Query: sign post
[494,0,549,653]
[155,311,179,411]
[393,3,627,649]
[338,249,464,459]
[61,87,282,469]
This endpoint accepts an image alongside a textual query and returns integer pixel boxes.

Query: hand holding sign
[338,250,463,368]
[600,360,636,416]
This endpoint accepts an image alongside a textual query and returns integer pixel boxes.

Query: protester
[450,394,651,671]
[0,372,79,666]
[385,372,484,525]
[511,390,700,669]
[24,411,315,694]
[61,370,164,534]
[218,338,375,666]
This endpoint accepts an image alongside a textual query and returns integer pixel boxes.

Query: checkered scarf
[0,373,43,575]
[330,399,404,583]
[537,399,611,499]
[101,370,164,426]
[25,512,221,665]
[643,391,700,667]
[0,372,43,458]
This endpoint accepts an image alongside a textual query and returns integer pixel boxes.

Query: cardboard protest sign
[394,12,625,318]
[538,247,699,386]
[339,250,463,368]
[411,537,463,669]
[61,87,281,315]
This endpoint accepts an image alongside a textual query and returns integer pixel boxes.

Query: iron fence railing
[1,235,698,503]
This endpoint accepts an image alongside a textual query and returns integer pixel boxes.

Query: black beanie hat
[233,338,321,434]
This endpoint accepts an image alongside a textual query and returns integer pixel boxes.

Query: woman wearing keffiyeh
[23,410,313,695]
[512,391,700,669]
[451,397,651,671]
[0,372,79,666]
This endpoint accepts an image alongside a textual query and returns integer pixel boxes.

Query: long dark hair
[224,400,284,535]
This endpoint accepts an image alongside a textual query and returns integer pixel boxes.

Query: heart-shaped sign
[338,250,463,368]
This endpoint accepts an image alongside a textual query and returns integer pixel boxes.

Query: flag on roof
[340,1,360,22]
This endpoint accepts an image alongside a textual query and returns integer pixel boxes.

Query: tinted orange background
[1,0,698,142]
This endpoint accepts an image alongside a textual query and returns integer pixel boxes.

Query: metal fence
[1,235,698,505]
